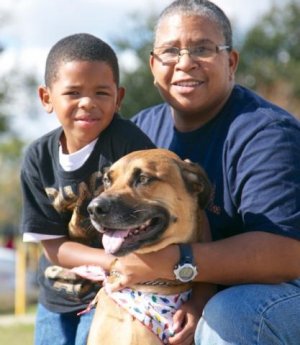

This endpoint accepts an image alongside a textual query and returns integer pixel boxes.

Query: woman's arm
[106,231,300,291]
[194,231,300,285]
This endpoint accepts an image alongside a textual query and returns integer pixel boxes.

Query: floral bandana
[106,287,192,344]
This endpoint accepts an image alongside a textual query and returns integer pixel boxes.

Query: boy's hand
[71,265,107,281]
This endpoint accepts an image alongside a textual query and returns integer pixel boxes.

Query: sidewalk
[0,313,35,326]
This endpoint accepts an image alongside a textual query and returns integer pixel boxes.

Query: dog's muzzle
[87,195,170,256]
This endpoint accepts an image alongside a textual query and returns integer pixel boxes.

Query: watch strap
[173,243,198,282]
[178,243,195,265]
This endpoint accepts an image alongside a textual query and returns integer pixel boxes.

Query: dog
[86,148,211,345]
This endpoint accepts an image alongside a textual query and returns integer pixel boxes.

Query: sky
[0,0,283,139]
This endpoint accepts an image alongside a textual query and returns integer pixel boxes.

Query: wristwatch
[173,243,198,282]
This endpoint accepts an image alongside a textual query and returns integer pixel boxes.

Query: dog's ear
[179,159,212,209]
[101,164,112,176]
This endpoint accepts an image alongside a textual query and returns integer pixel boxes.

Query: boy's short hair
[44,33,120,87]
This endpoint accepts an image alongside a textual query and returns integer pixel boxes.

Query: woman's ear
[149,53,155,76]
[38,86,53,113]
[228,49,239,81]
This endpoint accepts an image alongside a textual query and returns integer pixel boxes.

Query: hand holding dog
[105,247,216,345]
[105,249,199,345]
[168,300,200,345]
[104,214,212,293]
[105,245,179,292]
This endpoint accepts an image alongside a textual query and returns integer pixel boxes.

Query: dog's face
[88,149,211,256]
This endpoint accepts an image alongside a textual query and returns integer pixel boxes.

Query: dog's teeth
[140,220,150,230]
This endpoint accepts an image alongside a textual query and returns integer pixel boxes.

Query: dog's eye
[136,174,151,185]
[102,175,111,189]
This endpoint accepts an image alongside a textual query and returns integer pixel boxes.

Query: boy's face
[39,60,125,153]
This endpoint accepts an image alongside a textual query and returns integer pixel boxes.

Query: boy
[20,33,155,345]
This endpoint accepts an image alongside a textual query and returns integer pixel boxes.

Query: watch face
[179,265,195,280]
[174,244,197,282]
[174,263,197,282]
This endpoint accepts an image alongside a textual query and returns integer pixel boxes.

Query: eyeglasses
[151,43,231,65]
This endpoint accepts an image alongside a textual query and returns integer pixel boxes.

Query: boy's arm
[42,237,115,271]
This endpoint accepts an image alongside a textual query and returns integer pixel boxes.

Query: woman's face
[150,14,239,122]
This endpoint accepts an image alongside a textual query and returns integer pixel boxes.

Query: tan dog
[87,148,211,345]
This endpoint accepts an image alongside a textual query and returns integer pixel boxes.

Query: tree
[113,12,163,118]
[115,2,300,120]
[237,0,300,118]
[0,10,38,237]
[0,137,24,235]
[0,11,10,134]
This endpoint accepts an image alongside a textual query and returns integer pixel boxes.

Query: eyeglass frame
[150,44,232,65]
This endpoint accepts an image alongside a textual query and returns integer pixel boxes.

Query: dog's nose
[87,198,111,217]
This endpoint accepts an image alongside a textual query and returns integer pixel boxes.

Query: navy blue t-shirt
[132,85,300,242]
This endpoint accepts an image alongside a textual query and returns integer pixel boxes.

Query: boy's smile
[39,60,125,153]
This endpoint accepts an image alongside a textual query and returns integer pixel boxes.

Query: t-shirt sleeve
[20,153,68,237]
[224,113,300,239]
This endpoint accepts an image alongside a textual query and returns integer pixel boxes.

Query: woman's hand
[168,299,200,345]
[169,282,216,345]
[105,245,179,292]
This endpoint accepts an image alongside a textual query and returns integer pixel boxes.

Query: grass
[0,323,34,345]
[0,302,36,345]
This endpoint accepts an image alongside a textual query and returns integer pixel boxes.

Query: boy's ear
[38,86,53,113]
[115,86,125,112]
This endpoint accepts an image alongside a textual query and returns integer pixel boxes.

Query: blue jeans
[34,303,95,345]
[195,278,300,344]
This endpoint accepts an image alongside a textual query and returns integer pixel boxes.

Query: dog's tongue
[102,229,131,254]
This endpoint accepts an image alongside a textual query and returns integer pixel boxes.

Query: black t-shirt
[20,114,155,313]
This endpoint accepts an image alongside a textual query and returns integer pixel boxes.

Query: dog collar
[173,244,198,282]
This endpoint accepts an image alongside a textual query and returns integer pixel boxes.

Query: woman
[108,1,300,344]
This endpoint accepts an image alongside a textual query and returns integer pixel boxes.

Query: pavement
[0,313,35,326]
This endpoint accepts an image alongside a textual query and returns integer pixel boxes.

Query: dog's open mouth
[101,216,168,256]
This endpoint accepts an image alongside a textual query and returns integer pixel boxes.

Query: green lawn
[0,323,34,345]
[0,303,36,345]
